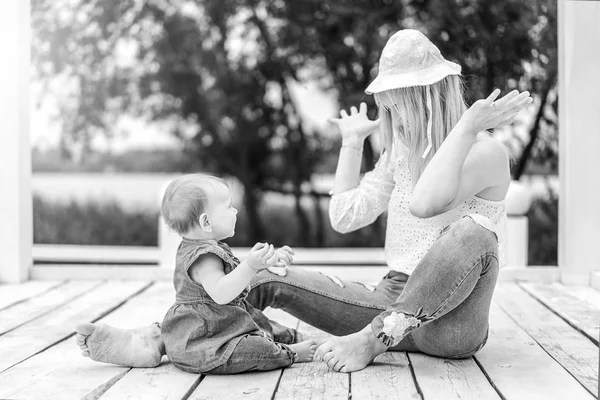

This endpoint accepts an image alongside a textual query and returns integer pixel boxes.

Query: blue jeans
[247,216,499,358]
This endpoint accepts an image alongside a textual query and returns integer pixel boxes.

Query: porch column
[0,0,32,283]
[558,0,600,285]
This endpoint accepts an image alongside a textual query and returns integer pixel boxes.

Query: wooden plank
[409,354,499,400]
[0,280,63,310]
[0,280,150,373]
[274,322,348,400]
[475,302,594,400]
[0,280,102,335]
[189,371,281,400]
[100,362,200,400]
[519,282,600,343]
[0,282,177,400]
[351,352,421,400]
[188,308,298,400]
[494,283,598,395]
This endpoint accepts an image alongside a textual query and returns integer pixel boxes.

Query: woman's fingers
[340,109,349,118]
[350,106,358,115]
[485,88,502,104]
[359,102,367,114]
[493,89,520,108]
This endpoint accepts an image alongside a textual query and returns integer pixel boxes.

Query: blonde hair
[375,75,468,185]
[161,174,228,235]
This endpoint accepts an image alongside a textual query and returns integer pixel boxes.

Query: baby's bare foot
[288,339,317,363]
[75,322,165,368]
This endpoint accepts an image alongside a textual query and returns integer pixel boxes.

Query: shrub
[526,188,558,265]
[33,196,159,246]
[33,192,558,267]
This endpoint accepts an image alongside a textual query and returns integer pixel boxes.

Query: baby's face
[206,184,238,240]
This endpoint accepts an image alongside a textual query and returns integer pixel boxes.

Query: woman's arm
[329,151,396,233]
[410,89,532,218]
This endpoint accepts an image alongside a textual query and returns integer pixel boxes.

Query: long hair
[374,75,468,186]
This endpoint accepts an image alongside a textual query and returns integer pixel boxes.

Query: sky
[30,77,339,154]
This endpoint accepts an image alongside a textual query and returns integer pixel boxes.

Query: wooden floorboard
[494,283,598,395]
[0,280,102,335]
[0,280,63,310]
[475,302,594,400]
[409,354,500,400]
[0,279,596,400]
[0,282,164,400]
[520,282,600,343]
[275,321,348,400]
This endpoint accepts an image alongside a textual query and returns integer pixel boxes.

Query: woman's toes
[81,350,90,357]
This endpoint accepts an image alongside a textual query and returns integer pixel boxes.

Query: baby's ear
[199,213,212,232]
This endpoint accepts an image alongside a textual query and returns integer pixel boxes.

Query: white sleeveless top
[329,146,507,276]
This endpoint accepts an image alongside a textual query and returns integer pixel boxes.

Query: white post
[558,0,600,285]
[0,0,32,283]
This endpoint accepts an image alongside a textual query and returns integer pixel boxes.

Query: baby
[155,174,316,374]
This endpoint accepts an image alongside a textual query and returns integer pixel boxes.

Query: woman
[75,29,531,373]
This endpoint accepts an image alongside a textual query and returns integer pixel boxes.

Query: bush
[526,189,558,265]
[33,196,159,246]
[33,193,558,267]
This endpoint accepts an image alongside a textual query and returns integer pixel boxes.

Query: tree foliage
[32,0,558,245]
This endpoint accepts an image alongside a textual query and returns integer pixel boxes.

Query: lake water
[32,173,559,210]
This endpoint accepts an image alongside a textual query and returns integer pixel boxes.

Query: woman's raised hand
[328,102,380,144]
[460,89,533,134]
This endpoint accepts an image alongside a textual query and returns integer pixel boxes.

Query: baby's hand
[273,245,295,268]
[246,242,277,270]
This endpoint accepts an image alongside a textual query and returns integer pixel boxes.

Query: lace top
[329,144,508,276]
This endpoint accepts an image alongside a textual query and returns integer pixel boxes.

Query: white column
[558,0,600,285]
[0,0,32,283]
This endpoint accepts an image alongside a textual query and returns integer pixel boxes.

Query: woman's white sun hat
[366,29,462,158]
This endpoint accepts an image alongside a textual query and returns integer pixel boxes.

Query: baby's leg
[205,335,317,375]
[75,322,165,367]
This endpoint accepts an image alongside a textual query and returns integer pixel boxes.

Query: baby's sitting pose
[157,174,317,374]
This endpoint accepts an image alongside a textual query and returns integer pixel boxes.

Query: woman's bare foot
[75,322,165,368]
[288,340,317,363]
[314,325,388,372]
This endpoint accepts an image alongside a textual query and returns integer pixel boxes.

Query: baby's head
[161,174,237,240]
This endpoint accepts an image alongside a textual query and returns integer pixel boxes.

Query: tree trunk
[312,192,326,247]
[241,182,265,242]
[513,74,557,180]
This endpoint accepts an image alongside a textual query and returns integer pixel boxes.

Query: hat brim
[365,61,461,95]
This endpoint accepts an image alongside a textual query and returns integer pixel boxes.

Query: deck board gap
[0,281,105,337]
[472,356,507,400]
[406,353,425,400]
[82,369,130,400]
[516,282,599,345]
[269,369,284,400]
[89,282,155,324]
[180,375,204,400]
[0,280,67,312]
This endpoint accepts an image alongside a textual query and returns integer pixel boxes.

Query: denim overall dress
[161,239,297,374]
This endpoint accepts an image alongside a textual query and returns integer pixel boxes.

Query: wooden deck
[0,275,598,399]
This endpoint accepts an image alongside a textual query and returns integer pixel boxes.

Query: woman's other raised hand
[328,102,380,145]
[460,89,534,134]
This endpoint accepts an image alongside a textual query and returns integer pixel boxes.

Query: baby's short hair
[161,174,227,235]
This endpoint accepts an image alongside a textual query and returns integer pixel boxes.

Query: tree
[32,0,326,244]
